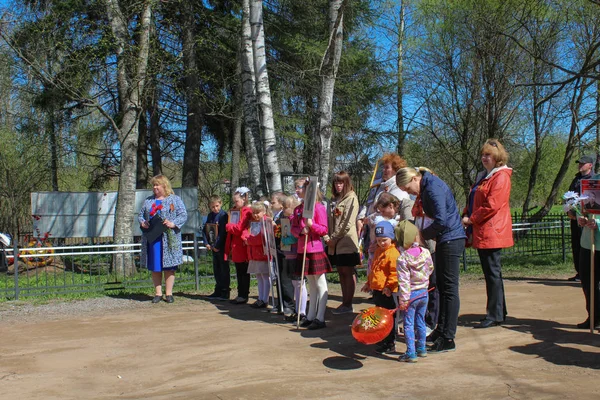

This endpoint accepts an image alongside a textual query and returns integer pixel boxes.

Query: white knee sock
[314,273,328,321]
[307,274,328,322]
[293,279,308,315]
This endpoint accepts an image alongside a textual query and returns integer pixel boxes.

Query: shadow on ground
[461,312,600,369]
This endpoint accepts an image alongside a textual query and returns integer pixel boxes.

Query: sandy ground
[1,277,599,400]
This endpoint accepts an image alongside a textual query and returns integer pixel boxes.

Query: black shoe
[567,274,581,282]
[165,295,174,303]
[307,319,326,330]
[426,329,441,343]
[151,295,162,303]
[206,292,220,299]
[428,337,455,353]
[375,342,396,354]
[476,319,502,329]
[250,300,267,309]
[286,313,304,323]
[300,318,313,328]
[231,296,248,304]
[576,319,600,329]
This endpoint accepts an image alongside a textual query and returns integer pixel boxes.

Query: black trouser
[579,248,600,322]
[477,248,507,322]
[570,219,582,275]
[373,290,396,346]
[234,262,250,299]
[425,252,439,329]
[212,251,230,297]
[434,239,463,340]
[278,255,296,311]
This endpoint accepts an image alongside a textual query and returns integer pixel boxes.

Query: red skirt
[295,251,332,276]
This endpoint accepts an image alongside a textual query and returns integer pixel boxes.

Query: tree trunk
[316,0,346,193]
[148,85,162,177]
[106,0,153,276]
[136,110,149,189]
[181,5,203,188]
[533,77,598,220]
[396,0,406,155]
[522,59,543,215]
[250,0,281,194]
[231,94,243,195]
[47,110,59,191]
[241,0,264,196]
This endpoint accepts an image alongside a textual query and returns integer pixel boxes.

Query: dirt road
[1,278,599,399]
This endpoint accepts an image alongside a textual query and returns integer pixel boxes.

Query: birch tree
[316,0,347,192]
[106,0,153,275]
[250,0,281,193]
[241,0,265,196]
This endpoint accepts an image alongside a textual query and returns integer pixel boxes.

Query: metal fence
[0,213,572,299]
[0,238,210,300]
[463,212,569,269]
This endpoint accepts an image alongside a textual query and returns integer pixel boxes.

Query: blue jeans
[403,289,428,357]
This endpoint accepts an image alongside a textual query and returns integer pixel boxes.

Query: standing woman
[396,167,466,353]
[462,139,513,328]
[291,177,332,329]
[225,187,253,304]
[139,175,188,304]
[326,171,360,314]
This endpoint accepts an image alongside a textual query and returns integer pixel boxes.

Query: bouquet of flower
[562,191,589,216]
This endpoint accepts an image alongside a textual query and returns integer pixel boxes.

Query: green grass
[0,252,576,304]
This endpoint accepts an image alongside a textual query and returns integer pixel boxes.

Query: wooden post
[591,228,595,334]
[296,235,309,329]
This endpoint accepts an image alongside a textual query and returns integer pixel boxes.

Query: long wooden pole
[296,234,309,329]
[591,228,595,334]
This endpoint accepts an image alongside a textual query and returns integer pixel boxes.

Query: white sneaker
[426,326,433,337]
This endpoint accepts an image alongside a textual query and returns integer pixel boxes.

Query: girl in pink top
[290,177,332,330]
[395,220,434,362]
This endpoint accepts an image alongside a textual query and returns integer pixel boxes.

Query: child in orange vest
[361,220,399,354]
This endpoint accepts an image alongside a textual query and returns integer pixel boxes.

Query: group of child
[203,181,435,361]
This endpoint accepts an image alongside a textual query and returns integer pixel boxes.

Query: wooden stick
[591,228,595,334]
[296,234,309,329]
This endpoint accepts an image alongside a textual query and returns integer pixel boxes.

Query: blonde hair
[395,167,433,188]
[209,195,222,205]
[251,200,272,218]
[481,139,509,167]
[282,195,300,210]
[150,175,174,196]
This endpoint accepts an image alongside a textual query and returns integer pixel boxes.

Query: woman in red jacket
[225,187,253,304]
[462,139,513,328]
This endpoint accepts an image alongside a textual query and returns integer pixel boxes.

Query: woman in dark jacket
[396,167,466,353]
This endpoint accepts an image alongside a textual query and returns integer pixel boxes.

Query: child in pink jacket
[290,177,332,330]
[395,220,434,362]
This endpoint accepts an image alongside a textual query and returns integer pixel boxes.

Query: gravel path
[0,296,150,324]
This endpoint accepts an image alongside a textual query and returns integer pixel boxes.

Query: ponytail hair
[395,167,433,187]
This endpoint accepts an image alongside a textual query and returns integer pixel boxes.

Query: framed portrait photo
[229,210,241,225]
[582,179,600,215]
[302,176,319,219]
[205,223,218,246]
[280,218,292,251]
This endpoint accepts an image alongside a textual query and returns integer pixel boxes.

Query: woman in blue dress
[138,175,188,303]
